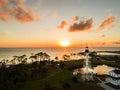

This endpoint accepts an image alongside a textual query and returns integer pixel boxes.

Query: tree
[59,62,65,69]
[77,52,85,59]
[89,51,97,60]
[0,62,2,67]
[62,54,70,61]
[43,82,55,90]
[29,55,37,63]
[114,55,120,64]
[70,53,77,60]
[37,52,44,61]
[34,53,39,61]
[43,53,50,61]
[19,54,28,64]
[55,56,58,61]
[10,56,18,65]
[72,76,78,83]
[0,59,7,68]
[62,82,71,90]
[11,55,28,64]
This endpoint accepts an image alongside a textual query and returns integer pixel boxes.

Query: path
[98,82,115,90]
[97,77,116,90]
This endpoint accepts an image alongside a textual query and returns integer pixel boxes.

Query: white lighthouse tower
[85,46,89,75]
[82,46,93,81]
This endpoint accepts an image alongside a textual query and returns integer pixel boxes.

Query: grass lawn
[17,66,104,90]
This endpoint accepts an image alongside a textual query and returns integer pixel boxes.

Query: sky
[0,0,120,47]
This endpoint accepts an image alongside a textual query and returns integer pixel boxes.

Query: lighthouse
[85,46,89,75]
[82,46,93,81]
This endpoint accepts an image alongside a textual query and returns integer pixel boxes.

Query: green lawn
[17,66,103,90]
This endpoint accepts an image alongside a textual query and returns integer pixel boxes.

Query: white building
[106,69,120,86]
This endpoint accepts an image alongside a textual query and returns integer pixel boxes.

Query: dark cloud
[98,15,115,30]
[57,15,116,32]
[113,40,120,44]
[13,7,35,23]
[0,0,35,23]
[57,20,68,29]
[69,18,93,32]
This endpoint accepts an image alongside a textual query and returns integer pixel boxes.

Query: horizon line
[0,46,120,48]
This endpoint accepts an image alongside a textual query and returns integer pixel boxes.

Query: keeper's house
[106,69,120,86]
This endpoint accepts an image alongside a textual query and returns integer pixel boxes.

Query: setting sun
[60,40,70,47]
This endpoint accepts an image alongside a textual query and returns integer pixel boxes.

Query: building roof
[112,69,120,74]
[85,46,89,53]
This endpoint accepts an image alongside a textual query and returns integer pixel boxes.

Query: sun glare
[60,40,70,47]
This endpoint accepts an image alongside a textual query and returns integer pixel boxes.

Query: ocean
[0,47,120,61]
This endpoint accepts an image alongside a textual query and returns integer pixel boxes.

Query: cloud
[98,15,115,30]
[113,40,120,44]
[0,0,36,23]
[69,18,93,32]
[70,16,79,21]
[57,20,68,29]
[0,0,8,9]
[57,17,93,32]
[12,0,27,10]
[0,11,9,21]
[57,15,116,33]
[13,7,35,23]
[0,0,9,21]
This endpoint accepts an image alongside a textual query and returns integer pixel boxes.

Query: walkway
[98,82,115,90]
[97,77,116,90]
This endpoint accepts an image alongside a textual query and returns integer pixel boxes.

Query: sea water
[0,47,120,61]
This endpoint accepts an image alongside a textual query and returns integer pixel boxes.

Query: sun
[60,40,70,47]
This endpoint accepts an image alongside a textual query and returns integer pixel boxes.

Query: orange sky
[0,0,120,47]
